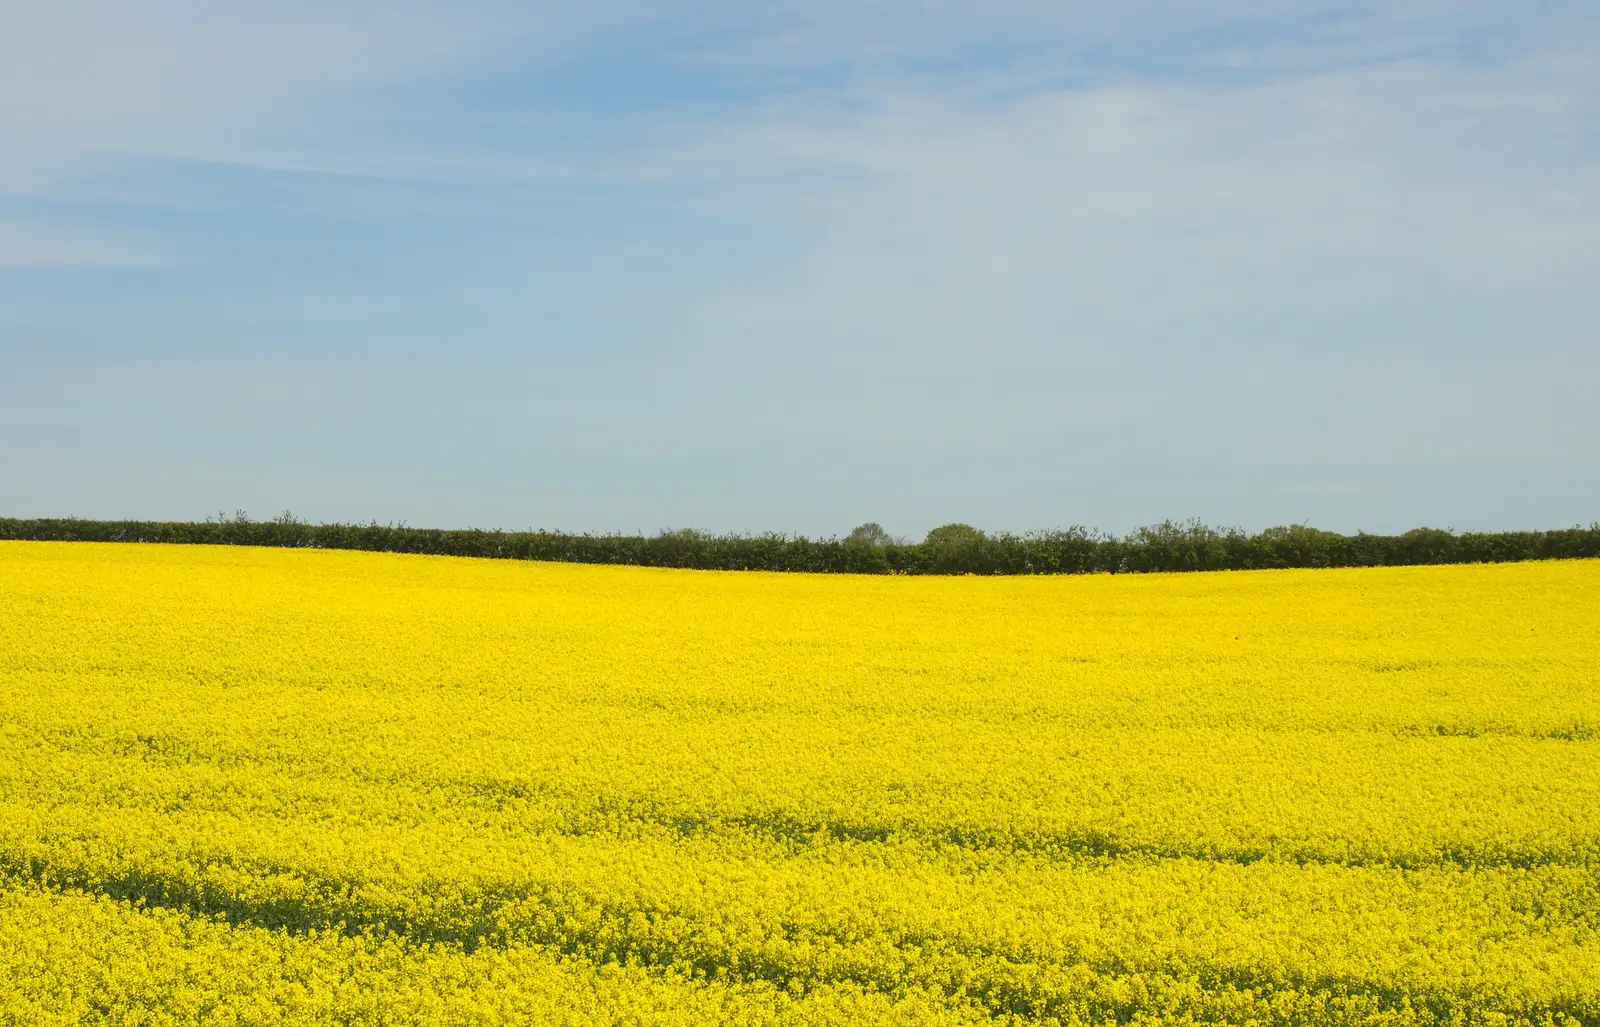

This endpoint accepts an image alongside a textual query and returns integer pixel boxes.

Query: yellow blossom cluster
[1,541,1597,1025]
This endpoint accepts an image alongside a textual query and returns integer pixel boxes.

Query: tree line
[5,514,1598,575]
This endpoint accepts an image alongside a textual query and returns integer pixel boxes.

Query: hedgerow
[3,515,1596,573]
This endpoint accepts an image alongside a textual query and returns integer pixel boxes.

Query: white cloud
[643,42,1600,362]
[555,30,1600,506]
[0,0,586,195]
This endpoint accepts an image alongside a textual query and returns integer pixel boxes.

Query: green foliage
[845,523,894,548]
[840,523,896,573]
[922,523,985,548]
[922,523,987,573]
[3,516,1598,575]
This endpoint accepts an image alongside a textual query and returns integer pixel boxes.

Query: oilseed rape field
[1,542,1598,1026]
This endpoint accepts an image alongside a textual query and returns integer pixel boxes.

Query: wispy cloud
[641,43,1599,358]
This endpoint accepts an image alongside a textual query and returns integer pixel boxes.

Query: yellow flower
[0,541,1596,1024]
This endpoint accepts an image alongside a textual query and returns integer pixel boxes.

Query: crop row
[4,833,1597,1027]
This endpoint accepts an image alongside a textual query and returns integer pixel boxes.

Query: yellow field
[1,541,1597,1026]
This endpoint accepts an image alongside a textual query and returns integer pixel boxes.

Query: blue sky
[3,1,1597,537]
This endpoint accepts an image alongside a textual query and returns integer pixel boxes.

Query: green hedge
[5,517,1598,575]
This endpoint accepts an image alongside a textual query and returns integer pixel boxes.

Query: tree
[921,523,987,572]
[845,522,894,548]
[923,523,985,548]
